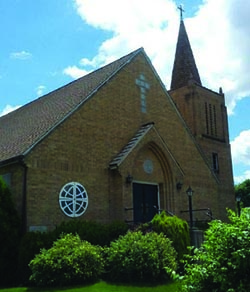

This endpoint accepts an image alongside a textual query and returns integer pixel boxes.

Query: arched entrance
[131,142,174,223]
[133,182,158,223]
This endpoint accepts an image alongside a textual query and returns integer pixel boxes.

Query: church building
[0,17,234,232]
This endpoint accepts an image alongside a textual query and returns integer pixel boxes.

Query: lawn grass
[0,280,181,292]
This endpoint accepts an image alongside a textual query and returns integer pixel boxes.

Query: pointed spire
[170,18,202,90]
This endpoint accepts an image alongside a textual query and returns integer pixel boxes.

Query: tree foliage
[235,179,250,207]
[180,209,250,292]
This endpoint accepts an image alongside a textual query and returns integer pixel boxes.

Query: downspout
[19,158,28,235]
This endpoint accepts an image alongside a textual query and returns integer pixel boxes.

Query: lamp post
[236,194,241,216]
[186,186,194,229]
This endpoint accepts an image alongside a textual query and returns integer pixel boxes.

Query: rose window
[59,182,88,217]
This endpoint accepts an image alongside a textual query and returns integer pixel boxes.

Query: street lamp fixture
[236,194,241,216]
[186,186,193,197]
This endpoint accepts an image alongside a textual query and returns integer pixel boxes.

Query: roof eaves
[0,155,24,167]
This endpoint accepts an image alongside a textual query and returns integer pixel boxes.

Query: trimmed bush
[105,220,129,244]
[53,220,107,246]
[180,209,250,292]
[18,231,55,285]
[105,231,177,283]
[29,233,104,287]
[54,219,129,246]
[18,219,128,284]
[138,211,190,262]
[151,212,190,261]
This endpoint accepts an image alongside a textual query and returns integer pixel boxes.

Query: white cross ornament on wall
[136,74,150,113]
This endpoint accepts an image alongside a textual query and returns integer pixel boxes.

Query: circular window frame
[143,159,154,174]
[59,182,88,218]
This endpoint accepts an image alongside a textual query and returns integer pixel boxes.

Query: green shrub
[105,220,129,244]
[0,177,21,286]
[53,220,107,246]
[105,230,177,283]
[140,211,190,261]
[180,209,250,292]
[54,219,128,246]
[29,233,104,287]
[18,219,128,284]
[18,231,55,285]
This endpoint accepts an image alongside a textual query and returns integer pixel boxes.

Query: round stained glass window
[59,182,88,217]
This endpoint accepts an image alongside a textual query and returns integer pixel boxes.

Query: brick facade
[0,51,235,231]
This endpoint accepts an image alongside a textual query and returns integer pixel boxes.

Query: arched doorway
[131,142,174,223]
[133,182,158,223]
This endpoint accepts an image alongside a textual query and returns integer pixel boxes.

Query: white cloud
[65,0,178,79]
[63,65,88,79]
[69,0,250,116]
[10,50,32,60]
[234,170,250,185]
[36,85,46,97]
[231,130,250,166]
[68,0,250,183]
[75,0,176,34]
[186,0,250,115]
[231,129,250,184]
[0,104,21,117]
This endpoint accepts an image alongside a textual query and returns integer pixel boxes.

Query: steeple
[170,18,202,90]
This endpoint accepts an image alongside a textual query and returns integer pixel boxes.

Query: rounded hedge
[29,233,104,287]
[18,219,128,284]
[105,231,177,283]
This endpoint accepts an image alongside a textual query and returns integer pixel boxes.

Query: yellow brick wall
[4,52,234,230]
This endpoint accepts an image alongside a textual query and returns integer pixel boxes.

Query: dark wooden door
[133,183,158,223]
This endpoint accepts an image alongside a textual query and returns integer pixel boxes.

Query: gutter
[0,155,24,167]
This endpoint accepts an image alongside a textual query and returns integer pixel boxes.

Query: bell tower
[169,10,234,209]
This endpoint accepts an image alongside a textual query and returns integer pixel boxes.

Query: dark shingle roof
[0,48,143,164]
[170,20,202,90]
[109,122,154,169]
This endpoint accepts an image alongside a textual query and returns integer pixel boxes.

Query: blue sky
[0,0,249,184]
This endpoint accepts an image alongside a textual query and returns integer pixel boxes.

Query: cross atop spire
[177,4,185,21]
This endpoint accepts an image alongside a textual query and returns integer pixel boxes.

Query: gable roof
[109,122,185,176]
[109,122,155,169]
[0,48,143,164]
